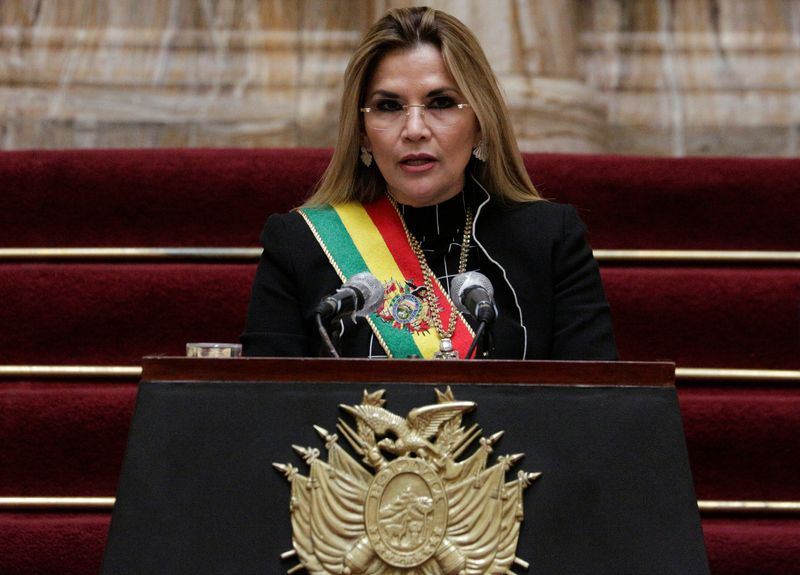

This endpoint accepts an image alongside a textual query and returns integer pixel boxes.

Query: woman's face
[361,44,481,207]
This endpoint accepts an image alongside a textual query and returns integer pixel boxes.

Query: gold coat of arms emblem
[274,388,540,574]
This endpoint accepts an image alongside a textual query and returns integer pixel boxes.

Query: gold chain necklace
[387,194,473,359]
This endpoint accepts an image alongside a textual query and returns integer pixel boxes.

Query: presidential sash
[299,196,474,358]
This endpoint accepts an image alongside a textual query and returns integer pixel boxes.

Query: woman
[242,6,617,360]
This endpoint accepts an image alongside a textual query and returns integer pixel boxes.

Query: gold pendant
[433,338,459,360]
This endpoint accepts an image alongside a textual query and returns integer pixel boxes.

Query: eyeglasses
[360,99,472,131]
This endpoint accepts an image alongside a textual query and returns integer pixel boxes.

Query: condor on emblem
[273,388,540,574]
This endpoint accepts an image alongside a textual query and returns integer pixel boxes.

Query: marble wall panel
[1,0,798,156]
[580,0,800,155]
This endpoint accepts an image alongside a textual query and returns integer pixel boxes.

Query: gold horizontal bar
[677,368,800,382]
[1,247,798,264]
[0,247,261,260]
[2,365,797,383]
[593,249,800,264]
[698,500,800,514]
[0,365,142,379]
[0,497,115,510]
[1,497,798,515]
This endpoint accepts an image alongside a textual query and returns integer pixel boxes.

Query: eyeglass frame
[359,102,472,129]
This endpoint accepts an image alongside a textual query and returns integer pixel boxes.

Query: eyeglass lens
[364,103,467,130]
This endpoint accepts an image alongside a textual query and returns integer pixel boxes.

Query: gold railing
[3,365,799,383]
[1,247,799,264]
[2,497,799,515]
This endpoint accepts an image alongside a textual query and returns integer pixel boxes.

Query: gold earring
[360,146,373,167]
[472,140,488,162]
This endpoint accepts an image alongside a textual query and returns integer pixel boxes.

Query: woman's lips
[399,155,436,172]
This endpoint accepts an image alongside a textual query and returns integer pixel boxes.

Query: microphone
[450,271,496,324]
[316,272,384,321]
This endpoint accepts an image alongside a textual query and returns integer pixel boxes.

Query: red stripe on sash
[362,198,422,282]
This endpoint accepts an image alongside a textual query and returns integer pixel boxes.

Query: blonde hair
[303,6,539,207]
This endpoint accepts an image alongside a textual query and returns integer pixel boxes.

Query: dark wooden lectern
[103,358,709,574]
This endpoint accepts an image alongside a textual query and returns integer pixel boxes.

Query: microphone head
[449,271,493,315]
[344,272,385,316]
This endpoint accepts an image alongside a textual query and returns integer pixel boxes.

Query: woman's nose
[402,106,431,139]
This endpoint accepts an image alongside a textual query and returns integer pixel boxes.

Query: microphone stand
[315,313,340,358]
[466,320,495,359]
[476,324,495,358]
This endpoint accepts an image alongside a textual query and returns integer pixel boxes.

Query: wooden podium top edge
[141,357,675,388]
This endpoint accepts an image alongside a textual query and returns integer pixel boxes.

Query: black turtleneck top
[397,192,479,288]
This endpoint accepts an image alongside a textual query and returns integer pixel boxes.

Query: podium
[103,357,708,574]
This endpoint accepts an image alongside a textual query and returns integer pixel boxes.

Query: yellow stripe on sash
[334,203,400,286]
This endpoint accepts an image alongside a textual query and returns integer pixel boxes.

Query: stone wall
[1,0,798,155]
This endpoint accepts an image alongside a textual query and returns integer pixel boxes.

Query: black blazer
[242,196,617,360]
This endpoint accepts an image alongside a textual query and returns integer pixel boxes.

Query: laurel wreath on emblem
[273,388,541,574]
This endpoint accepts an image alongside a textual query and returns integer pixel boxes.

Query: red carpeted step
[703,517,800,575]
[678,387,800,501]
[2,383,798,501]
[2,149,798,250]
[0,148,329,248]
[1,513,798,575]
[602,267,800,370]
[0,383,137,496]
[0,513,110,575]
[524,154,800,251]
[2,263,797,368]
[0,263,255,364]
